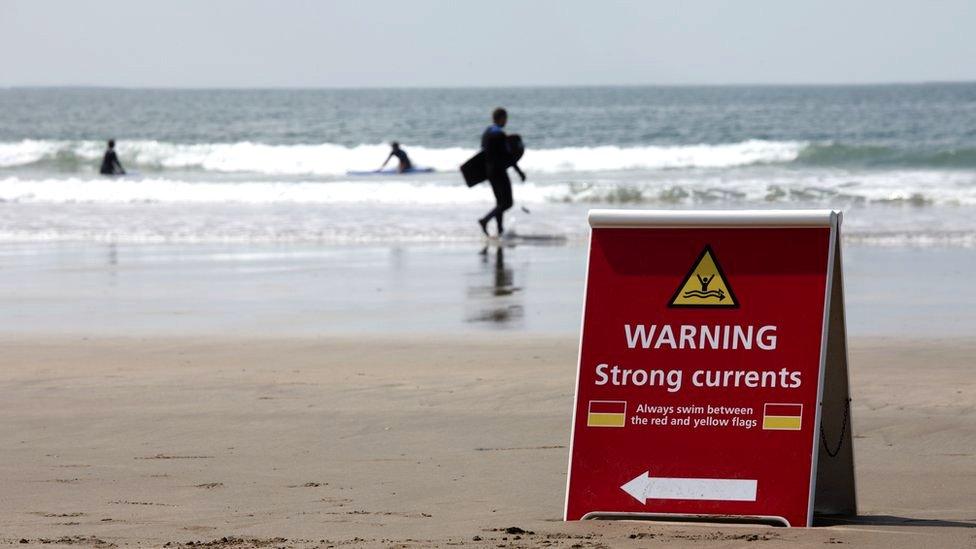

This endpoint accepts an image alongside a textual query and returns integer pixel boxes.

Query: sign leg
[813,232,857,517]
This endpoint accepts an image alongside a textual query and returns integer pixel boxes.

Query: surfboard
[482,231,568,247]
[346,167,435,176]
[502,231,567,244]
[461,134,524,187]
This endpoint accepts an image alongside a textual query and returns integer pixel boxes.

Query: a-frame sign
[565,209,855,527]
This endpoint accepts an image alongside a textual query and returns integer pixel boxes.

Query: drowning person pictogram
[682,272,726,300]
[669,245,739,308]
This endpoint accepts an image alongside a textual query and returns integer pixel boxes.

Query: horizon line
[3,80,976,91]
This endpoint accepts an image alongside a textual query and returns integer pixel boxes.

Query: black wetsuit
[480,124,514,233]
[99,149,125,175]
[391,148,412,171]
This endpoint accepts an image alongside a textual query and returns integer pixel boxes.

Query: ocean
[1,84,975,245]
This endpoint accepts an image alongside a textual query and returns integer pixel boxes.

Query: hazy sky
[3,0,975,87]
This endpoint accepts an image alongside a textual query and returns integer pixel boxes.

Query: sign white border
[588,209,836,228]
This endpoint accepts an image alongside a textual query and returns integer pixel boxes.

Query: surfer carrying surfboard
[476,108,525,237]
[99,139,126,175]
[378,141,413,173]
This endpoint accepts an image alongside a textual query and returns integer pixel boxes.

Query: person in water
[379,142,412,173]
[99,140,126,175]
[478,107,525,237]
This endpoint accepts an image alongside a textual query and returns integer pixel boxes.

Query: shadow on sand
[816,514,976,528]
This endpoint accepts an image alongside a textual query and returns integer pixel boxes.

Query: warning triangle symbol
[668,245,739,308]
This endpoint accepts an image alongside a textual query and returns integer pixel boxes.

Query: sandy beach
[0,335,973,548]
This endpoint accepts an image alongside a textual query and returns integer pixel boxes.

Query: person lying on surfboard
[378,142,413,173]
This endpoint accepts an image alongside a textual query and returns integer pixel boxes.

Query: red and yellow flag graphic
[587,400,626,428]
[763,403,803,430]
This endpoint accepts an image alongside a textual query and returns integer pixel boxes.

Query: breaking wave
[0,169,972,206]
[0,139,803,175]
[795,142,976,168]
[6,139,976,176]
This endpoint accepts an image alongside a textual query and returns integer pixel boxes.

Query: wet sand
[1,241,974,337]
[1,336,973,548]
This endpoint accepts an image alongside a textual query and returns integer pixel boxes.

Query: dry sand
[0,336,973,548]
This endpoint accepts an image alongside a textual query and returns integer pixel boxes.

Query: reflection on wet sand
[467,245,523,325]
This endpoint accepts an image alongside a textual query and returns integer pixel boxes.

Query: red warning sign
[565,210,856,527]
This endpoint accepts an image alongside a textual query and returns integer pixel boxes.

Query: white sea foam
[525,140,802,171]
[0,156,974,245]
[0,139,805,175]
[0,140,67,167]
[2,168,972,206]
[0,177,534,204]
[0,200,971,247]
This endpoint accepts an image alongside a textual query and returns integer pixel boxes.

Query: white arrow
[621,471,757,504]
